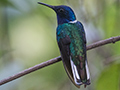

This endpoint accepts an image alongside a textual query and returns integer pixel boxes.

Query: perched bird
[38,2,90,88]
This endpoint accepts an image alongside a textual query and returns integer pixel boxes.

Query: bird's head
[38,2,76,25]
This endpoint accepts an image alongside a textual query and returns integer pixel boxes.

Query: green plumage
[57,22,86,65]
[57,21,90,87]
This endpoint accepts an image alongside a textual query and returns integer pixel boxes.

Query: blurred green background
[0,0,120,90]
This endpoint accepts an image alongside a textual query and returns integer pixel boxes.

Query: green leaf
[96,63,120,90]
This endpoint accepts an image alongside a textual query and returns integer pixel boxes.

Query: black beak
[38,2,54,10]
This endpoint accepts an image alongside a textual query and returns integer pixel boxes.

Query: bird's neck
[69,20,77,23]
[57,16,76,25]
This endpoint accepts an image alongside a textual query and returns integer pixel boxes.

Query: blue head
[38,2,76,25]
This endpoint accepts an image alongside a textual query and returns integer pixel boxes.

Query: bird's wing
[57,35,73,79]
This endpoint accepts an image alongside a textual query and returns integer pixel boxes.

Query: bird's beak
[38,2,54,10]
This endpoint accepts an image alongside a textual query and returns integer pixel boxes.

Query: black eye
[59,8,64,13]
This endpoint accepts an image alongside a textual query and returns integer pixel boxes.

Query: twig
[0,36,120,86]
[87,36,120,50]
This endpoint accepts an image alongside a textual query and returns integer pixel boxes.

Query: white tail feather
[70,57,82,85]
[85,61,90,80]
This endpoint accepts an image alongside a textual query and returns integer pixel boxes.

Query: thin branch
[87,36,120,50]
[0,36,120,86]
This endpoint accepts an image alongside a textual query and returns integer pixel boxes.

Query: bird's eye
[59,8,64,13]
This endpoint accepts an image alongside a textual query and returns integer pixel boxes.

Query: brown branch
[0,35,120,86]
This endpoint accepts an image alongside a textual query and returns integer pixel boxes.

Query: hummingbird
[38,2,90,88]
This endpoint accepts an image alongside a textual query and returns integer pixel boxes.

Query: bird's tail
[70,59,90,87]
